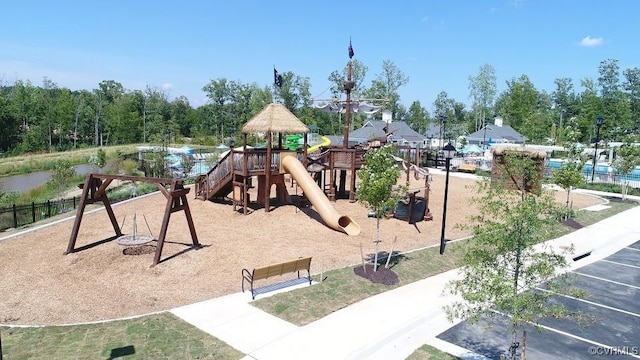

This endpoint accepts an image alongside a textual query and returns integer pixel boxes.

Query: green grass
[406,345,460,360]
[0,313,243,360]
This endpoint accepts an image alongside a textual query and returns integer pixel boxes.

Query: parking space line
[601,259,640,270]
[491,309,640,359]
[573,272,640,290]
[535,287,640,318]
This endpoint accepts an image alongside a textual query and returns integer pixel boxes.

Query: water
[0,164,95,193]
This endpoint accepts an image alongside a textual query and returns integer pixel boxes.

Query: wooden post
[265,132,272,212]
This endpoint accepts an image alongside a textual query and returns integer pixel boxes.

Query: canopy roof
[315,102,382,114]
[242,103,309,134]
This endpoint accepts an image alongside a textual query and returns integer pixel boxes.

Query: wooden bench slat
[280,261,299,274]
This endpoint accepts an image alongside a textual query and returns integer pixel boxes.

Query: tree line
[1,57,639,155]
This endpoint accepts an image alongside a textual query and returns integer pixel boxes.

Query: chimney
[494,115,503,127]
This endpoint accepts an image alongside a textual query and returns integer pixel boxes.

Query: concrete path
[171,197,640,360]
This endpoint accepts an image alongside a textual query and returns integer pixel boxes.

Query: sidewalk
[171,202,640,360]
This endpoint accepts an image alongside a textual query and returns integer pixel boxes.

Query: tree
[366,60,409,119]
[406,101,429,134]
[551,78,579,144]
[468,64,497,131]
[445,151,584,359]
[49,159,77,201]
[598,59,632,140]
[622,67,640,132]
[356,144,405,271]
[613,135,640,200]
[552,116,586,219]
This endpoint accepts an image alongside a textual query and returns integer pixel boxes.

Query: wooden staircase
[194,151,234,201]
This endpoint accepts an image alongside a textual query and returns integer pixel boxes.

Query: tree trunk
[374,215,380,272]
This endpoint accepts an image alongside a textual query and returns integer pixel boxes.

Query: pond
[0,164,95,193]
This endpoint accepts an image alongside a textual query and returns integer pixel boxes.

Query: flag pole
[343,38,355,148]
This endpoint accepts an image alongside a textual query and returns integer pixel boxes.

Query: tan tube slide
[282,155,361,236]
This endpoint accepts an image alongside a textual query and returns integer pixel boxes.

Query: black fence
[0,197,79,231]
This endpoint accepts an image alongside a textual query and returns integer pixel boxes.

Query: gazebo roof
[242,103,309,134]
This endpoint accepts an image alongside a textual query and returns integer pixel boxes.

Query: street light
[482,117,488,149]
[440,142,456,255]
[590,116,604,183]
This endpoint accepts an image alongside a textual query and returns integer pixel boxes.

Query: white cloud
[162,83,173,91]
[580,35,604,47]
[421,15,429,22]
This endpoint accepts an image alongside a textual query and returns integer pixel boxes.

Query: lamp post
[482,117,488,149]
[440,142,456,255]
[590,116,604,183]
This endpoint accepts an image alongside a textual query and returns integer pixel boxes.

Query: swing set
[64,173,200,267]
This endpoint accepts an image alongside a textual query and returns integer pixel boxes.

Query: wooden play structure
[491,146,546,194]
[194,103,363,235]
[65,174,200,267]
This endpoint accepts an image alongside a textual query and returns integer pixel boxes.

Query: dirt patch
[353,264,399,285]
[561,218,584,229]
[0,173,605,325]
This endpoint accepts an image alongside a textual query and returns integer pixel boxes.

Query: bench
[457,163,477,173]
[242,257,312,299]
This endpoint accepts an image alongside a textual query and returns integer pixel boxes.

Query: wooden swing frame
[65,173,200,267]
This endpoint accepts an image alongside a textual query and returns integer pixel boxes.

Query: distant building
[464,116,527,147]
[339,120,430,148]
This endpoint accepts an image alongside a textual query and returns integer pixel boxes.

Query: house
[424,122,468,149]
[464,116,527,147]
[337,120,430,149]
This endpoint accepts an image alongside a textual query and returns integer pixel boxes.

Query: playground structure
[491,146,546,194]
[390,147,433,223]
[65,173,200,266]
[194,103,363,236]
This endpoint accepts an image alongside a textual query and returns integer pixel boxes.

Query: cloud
[162,83,173,90]
[580,36,604,47]
[421,15,429,22]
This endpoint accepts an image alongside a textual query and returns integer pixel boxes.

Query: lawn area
[0,313,243,360]
[406,345,460,360]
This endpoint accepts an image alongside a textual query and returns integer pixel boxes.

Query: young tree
[445,151,584,359]
[552,117,586,219]
[356,144,405,271]
[613,135,640,200]
[49,159,77,201]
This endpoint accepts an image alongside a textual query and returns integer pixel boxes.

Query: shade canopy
[315,102,382,115]
[242,103,309,134]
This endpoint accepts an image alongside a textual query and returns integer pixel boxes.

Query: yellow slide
[282,155,360,236]
[307,135,331,153]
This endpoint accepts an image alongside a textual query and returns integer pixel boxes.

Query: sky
[1,1,639,112]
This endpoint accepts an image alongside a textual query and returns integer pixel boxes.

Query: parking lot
[438,241,640,359]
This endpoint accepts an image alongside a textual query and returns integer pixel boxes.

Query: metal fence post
[47,200,51,218]
[31,202,36,223]
[13,204,17,229]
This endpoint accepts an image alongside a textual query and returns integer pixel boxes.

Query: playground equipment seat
[242,257,312,299]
